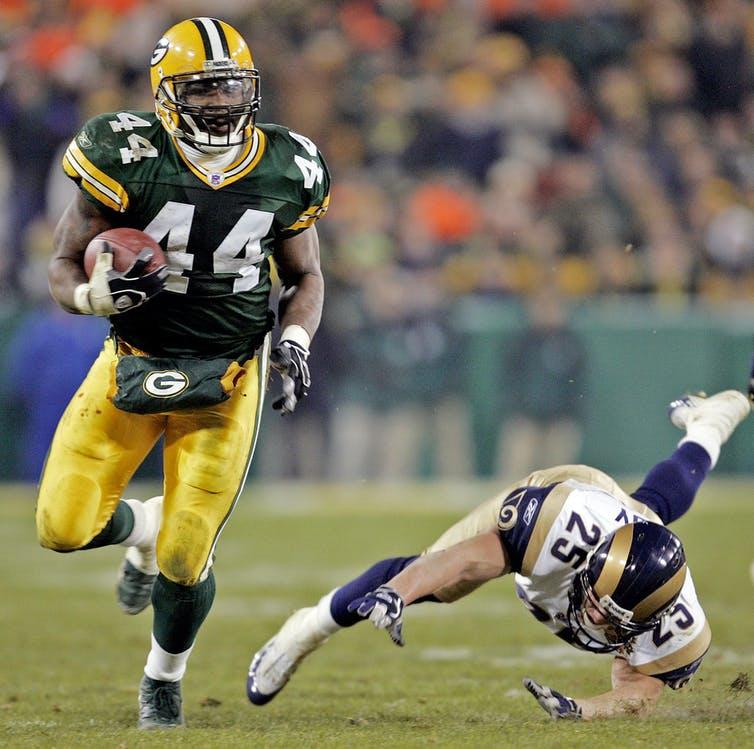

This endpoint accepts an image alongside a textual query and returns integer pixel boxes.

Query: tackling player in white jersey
[246,390,750,720]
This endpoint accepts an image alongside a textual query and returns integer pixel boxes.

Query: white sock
[145,634,193,682]
[120,499,150,547]
[314,589,341,637]
[679,430,720,469]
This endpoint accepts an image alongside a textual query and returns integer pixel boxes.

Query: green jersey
[62,111,330,359]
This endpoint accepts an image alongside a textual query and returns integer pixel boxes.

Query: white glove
[270,339,311,414]
[347,585,405,647]
[523,678,582,719]
[75,247,167,316]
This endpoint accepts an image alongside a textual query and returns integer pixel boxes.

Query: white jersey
[504,476,711,688]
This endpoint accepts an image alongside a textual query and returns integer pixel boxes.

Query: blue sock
[631,442,712,525]
[330,556,439,627]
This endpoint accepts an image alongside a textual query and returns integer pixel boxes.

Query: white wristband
[73,283,94,315]
[280,324,311,350]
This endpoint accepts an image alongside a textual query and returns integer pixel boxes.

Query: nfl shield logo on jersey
[209,172,224,187]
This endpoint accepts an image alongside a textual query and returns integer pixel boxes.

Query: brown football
[83,228,167,277]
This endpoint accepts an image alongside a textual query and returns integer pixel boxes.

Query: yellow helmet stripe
[62,141,129,213]
[192,17,230,60]
[592,524,633,598]
[633,564,687,621]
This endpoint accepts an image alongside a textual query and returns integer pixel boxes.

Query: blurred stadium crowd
[0,0,753,481]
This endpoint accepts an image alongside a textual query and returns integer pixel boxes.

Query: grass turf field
[1,479,752,748]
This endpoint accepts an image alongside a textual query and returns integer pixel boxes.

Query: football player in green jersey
[35,17,330,729]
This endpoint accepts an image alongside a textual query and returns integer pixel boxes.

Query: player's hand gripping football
[87,246,168,316]
[270,340,311,414]
[523,678,582,720]
[347,585,405,647]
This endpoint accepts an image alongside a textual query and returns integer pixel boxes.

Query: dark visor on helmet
[176,77,255,104]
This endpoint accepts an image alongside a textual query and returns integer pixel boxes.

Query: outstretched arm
[387,530,508,604]
[582,657,664,719]
[348,530,508,645]
[526,656,664,721]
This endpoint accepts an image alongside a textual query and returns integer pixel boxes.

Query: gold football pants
[35,337,269,585]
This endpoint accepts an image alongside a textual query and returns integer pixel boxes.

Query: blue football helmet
[566,523,687,653]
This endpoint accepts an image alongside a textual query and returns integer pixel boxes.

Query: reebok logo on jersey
[142,371,190,398]
[523,498,539,526]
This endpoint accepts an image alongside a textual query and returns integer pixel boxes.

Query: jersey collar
[173,128,266,189]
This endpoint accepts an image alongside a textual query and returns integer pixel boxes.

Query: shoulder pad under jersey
[62,111,163,214]
[257,124,331,235]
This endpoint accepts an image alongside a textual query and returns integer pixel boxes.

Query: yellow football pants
[35,337,269,585]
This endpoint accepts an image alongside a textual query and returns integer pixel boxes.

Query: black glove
[270,340,311,414]
[523,678,582,720]
[88,247,168,315]
[347,585,405,646]
[748,352,754,403]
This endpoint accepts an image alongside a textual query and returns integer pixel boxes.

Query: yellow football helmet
[150,17,261,150]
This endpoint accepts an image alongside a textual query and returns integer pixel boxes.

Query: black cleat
[117,559,157,615]
[138,675,184,729]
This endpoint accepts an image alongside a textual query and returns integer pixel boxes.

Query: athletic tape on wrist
[73,283,94,315]
[280,324,311,351]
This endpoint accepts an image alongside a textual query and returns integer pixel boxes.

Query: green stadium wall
[0,300,751,480]
[458,298,754,476]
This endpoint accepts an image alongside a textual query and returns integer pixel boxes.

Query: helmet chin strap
[179,112,251,152]
[566,573,625,653]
